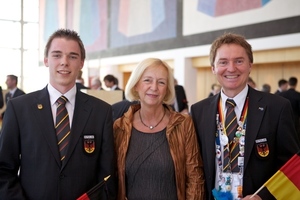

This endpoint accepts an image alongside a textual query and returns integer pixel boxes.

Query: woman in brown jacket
[113,58,205,200]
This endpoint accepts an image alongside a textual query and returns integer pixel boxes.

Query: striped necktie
[224,99,239,172]
[55,96,70,163]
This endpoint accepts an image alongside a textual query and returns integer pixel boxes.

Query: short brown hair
[210,33,253,67]
[44,29,86,61]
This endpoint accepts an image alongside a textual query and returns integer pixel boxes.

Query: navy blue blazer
[0,87,116,200]
[5,87,26,103]
[279,88,300,137]
[112,100,139,121]
[191,86,300,199]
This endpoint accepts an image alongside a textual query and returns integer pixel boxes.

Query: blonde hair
[125,58,175,105]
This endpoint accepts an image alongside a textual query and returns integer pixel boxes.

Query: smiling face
[212,44,252,97]
[44,38,84,94]
[134,64,168,108]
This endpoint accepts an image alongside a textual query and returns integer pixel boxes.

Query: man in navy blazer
[279,77,300,138]
[191,33,299,200]
[0,29,116,200]
[1,74,26,118]
[4,74,26,103]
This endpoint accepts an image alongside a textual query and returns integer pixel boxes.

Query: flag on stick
[251,152,300,199]
[77,175,111,200]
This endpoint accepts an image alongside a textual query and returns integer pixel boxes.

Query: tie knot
[226,99,236,108]
[57,96,68,105]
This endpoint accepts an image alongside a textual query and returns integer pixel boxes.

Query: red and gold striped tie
[224,99,239,172]
[55,96,70,163]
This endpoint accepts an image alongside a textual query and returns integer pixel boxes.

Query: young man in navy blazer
[0,29,116,200]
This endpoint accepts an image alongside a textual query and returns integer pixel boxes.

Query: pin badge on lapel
[258,107,264,111]
[37,104,43,109]
[84,135,95,153]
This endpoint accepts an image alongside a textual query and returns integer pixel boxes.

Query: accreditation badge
[255,138,269,157]
[83,135,95,153]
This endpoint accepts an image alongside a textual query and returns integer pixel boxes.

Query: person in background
[208,83,222,97]
[0,29,116,200]
[261,83,271,93]
[1,74,26,119]
[279,77,300,139]
[173,78,189,114]
[104,74,125,99]
[191,33,299,200]
[4,74,25,103]
[114,76,120,89]
[90,77,104,90]
[274,78,288,95]
[103,74,122,91]
[114,58,205,200]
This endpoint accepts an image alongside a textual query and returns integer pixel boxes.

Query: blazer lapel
[205,94,220,179]
[31,87,62,167]
[244,88,266,168]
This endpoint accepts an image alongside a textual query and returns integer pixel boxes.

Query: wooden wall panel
[282,62,300,79]
[254,64,282,93]
[123,72,132,91]
[197,67,218,100]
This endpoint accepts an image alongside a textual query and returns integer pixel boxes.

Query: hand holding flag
[77,175,111,200]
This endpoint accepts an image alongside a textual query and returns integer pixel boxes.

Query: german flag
[77,175,110,200]
[252,152,300,199]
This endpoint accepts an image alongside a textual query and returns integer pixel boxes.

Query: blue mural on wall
[43,0,59,41]
[79,1,101,46]
[110,0,177,48]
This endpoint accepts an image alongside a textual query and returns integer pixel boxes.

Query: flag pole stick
[77,175,111,200]
[249,170,281,199]
[249,185,264,199]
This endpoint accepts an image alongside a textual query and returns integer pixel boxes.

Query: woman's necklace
[139,109,166,130]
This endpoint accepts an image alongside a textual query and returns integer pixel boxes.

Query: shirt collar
[220,85,249,112]
[111,85,117,90]
[10,87,17,95]
[47,84,76,107]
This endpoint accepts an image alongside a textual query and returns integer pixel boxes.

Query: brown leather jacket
[113,104,205,200]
